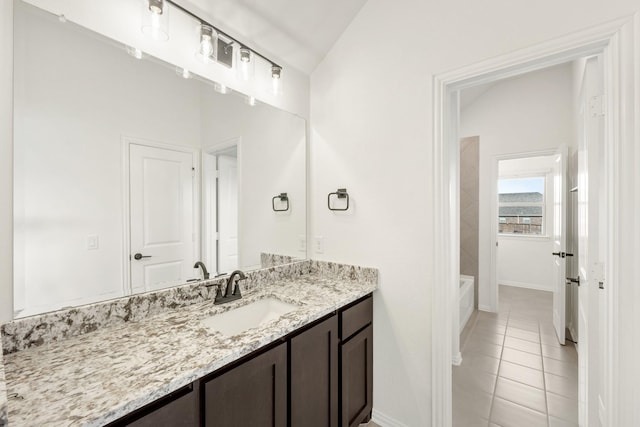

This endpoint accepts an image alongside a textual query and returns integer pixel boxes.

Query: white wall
[460,64,574,307]
[496,156,558,292]
[310,0,639,425]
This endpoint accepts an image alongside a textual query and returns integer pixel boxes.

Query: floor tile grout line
[538,318,550,427]
[487,306,510,424]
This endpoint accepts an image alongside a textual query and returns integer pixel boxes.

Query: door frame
[201,136,242,275]
[431,15,639,427]
[121,136,200,295]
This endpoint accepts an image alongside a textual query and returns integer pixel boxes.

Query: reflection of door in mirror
[129,142,197,293]
[203,142,239,275]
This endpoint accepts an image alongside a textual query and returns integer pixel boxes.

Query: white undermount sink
[201,297,299,337]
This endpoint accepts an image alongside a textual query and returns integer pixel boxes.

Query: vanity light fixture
[271,65,283,95]
[142,0,169,41]
[196,24,217,63]
[126,46,143,59]
[237,46,255,81]
[141,0,284,94]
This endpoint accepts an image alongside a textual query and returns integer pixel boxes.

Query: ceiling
[178,0,370,74]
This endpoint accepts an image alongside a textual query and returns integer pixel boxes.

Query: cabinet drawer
[340,296,372,341]
[108,385,197,427]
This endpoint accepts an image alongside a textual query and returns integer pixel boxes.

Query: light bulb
[246,96,257,106]
[214,83,231,94]
[127,46,143,59]
[237,47,254,81]
[141,0,169,41]
[196,25,217,63]
[271,65,283,96]
[176,67,190,79]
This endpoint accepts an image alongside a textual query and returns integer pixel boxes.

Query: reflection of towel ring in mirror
[272,193,289,212]
[328,188,349,211]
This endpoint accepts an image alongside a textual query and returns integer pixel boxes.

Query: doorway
[432,17,637,427]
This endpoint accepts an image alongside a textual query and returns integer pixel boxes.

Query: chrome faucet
[193,261,210,280]
[214,270,246,305]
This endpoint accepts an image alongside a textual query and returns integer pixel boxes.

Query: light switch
[87,235,99,250]
[315,236,324,254]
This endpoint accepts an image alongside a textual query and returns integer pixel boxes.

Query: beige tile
[499,361,544,389]
[541,333,563,347]
[548,415,579,426]
[453,389,493,419]
[464,340,504,359]
[470,331,505,346]
[453,367,497,395]
[504,336,541,355]
[490,397,547,427]
[544,372,578,399]
[507,319,539,333]
[494,377,547,413]
[547,392,579,423]
[453,411,490,427]
[462,352,501,374]
[502,347,543,370]
[544,357,578,378]
[476,323,508,335]
[542,343,578,362]
[506,327,540,343]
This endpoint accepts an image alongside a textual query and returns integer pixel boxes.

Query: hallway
[453,285,578,427]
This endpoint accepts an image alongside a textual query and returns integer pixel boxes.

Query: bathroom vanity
[0,261,376,426]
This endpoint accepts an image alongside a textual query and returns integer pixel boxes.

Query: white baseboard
[478,304,494,312]
[452,352,462,366]
[371,409,409,427]
[500,280,552,292]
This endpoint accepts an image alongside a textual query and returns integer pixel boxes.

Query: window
[498,177,545,235]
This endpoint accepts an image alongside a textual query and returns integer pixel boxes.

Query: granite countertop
[3,272,376,426]
[0,340,7,427]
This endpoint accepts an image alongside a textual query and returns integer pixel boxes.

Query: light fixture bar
[164,0,282,70]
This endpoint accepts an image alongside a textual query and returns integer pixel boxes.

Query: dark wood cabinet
[105,384,198,427]
[290,315,339,427]
[202,343,287,427]
[339,296,373,427]
[109,294,373,427]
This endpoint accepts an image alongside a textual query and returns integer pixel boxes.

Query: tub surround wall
[1,260,377,355]
[460,136,480,307]
[1,260,377,426]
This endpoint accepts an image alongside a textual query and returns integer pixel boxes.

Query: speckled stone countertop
[0,340,7,427]
[3,264,377,426]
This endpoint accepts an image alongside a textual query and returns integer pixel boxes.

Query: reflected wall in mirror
[13,1,306,318]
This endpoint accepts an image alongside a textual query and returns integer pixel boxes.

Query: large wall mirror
[13,1,307,318]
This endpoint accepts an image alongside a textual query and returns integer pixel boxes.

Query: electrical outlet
[298,235,306,252]
[87,235,99,250]
[314,236,324,254]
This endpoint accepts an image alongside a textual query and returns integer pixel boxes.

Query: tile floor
[453,285,579,427]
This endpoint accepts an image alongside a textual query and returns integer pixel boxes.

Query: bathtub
[459,275,475,334]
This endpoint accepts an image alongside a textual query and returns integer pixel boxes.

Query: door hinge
[191,167,195,177]
[590,95,605,117]
[215,232,220,240]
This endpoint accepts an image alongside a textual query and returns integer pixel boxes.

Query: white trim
[499,281,552,292]
[452,352,462,366]
[371,409,410,427]
[478,304,493,312]
[433,15,638,427]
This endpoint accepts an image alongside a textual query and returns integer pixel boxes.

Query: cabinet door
[108,385,198,427]
[340,324,373,427]
[290,315,339,427]
[203,343,287,427]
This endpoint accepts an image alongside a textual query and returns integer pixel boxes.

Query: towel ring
[272,193,289,212]
[328,188,349,211]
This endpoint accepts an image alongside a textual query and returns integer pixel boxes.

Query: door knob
[133,253,152,260]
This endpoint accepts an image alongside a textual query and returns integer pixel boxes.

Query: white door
[130,143,195,293]
[577,55,605,426]
[217,154,238,273]
[551,144,568,344]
